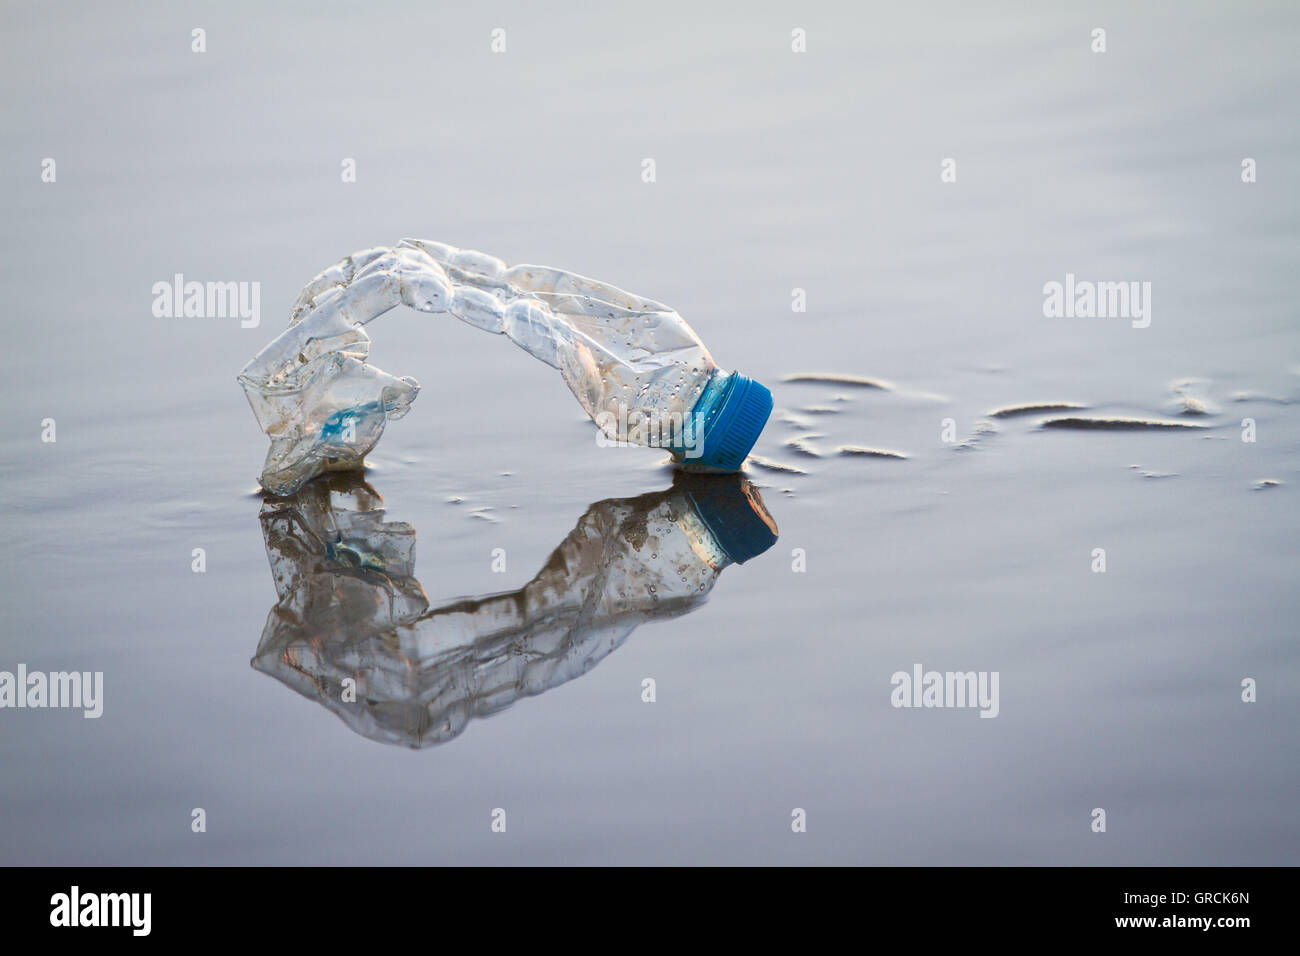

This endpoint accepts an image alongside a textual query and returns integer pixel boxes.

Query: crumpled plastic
[239,239,713,495]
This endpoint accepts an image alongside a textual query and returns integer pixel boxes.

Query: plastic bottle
[252,472,778,747]
[239,240,773,495]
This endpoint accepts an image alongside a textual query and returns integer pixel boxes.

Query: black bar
[4,866,1282,940]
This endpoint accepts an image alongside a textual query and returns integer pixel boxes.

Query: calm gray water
[2,1,1297,865]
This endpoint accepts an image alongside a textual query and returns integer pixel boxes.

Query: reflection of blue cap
[685,475,779,565]
[691,372,773,472]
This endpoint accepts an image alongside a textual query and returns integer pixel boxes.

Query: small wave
[837,446,908,459]
[784,437,824,458]
[1232,392,1294,406]
[954,420,998,450]
[1170,380,1213,416]
[1129,465,1177,479]
[776,411,817,430]
[783,373,891,390]
[747,455,808,475]
[1040,417,1207,430]
[989,402,1088,419]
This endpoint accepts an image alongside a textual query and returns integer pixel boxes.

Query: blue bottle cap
[684,474,779,565]
[694,372,773,472]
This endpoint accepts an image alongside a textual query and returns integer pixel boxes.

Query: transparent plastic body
[251,474,763,748]
[240,240,720,495]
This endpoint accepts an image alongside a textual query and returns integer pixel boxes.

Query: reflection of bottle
[238,240,773,495]
[252,473,778,748]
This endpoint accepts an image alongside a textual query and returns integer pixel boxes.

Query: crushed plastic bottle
[239,240,773,495]
[252,471,778,748]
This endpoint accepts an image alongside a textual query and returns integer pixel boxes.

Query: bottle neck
[671,369,735,463]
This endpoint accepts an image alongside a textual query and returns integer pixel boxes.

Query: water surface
[1,1,1297,864]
